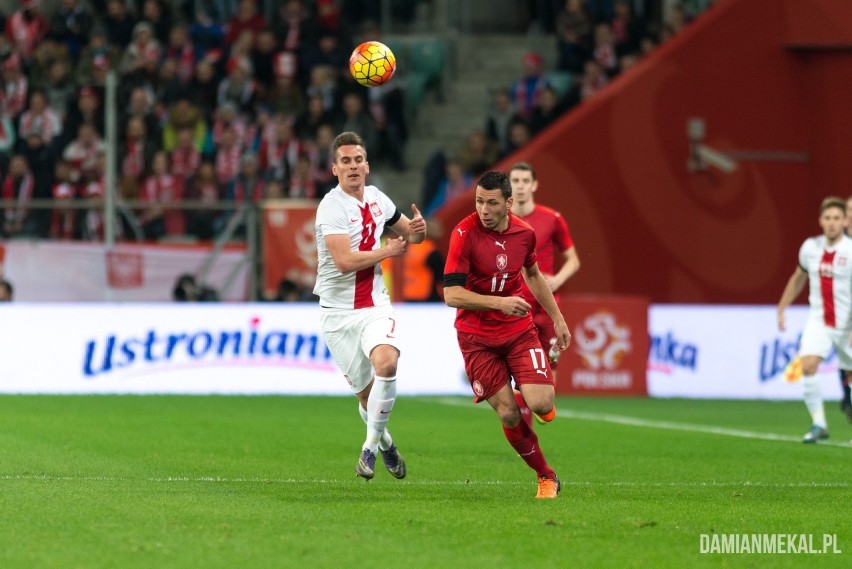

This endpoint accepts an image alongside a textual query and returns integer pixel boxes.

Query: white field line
[0,475,848,488]
[428,397,852,449]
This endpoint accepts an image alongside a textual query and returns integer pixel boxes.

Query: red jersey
[515,205,573,305]
[444,211,538,337]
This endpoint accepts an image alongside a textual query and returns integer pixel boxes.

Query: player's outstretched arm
[523,263,571,350]
[777,266,807,332]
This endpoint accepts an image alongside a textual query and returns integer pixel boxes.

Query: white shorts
[799,317,852,369]
[320,304,401,393]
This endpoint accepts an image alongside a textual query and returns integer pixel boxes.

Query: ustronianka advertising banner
[0,304,469,395]
[647,305,844,400]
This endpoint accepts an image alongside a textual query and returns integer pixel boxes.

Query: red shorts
[457,324,555,403]
[531,303,558,369]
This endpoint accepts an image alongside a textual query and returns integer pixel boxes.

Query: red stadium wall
[435,0,852,303]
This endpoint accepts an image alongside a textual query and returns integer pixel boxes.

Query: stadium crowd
[0,0,408,242]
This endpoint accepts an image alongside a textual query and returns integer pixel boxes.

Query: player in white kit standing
[777,196,852,443]
[314,131,427,478]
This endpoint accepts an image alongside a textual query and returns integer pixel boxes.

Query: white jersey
[313,184,400,309]
[799,234,852,329]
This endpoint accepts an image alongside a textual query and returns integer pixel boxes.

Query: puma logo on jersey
[495,240,506,250]
[457,228,465,236]
[536,369,548,378]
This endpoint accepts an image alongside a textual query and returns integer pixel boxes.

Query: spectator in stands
[309,122,336,196]
[154,58,189,109]
[48,0,94,62]
[592,22,618,77]
[258,113,300,182]
[119,21,162,87]
[28,36,67,90]
[0,278,13,301]
[334,92,377,159]
[188,3,225,60]
[555,0,591,74]
[49,158,76,239]
[161,23,197,85]
[104,0,137,49]
[214,125,243,186]
[75,27,119,88]
[162,96,207,152]
[217,55,257,117]
[611,0,645,57]
[140,0,172,46]
[170,126,202,183]
[271,0,316,58]
[0,55,29,120]
[305,64,337,113]
[18,89,62,151]
[120,116,158,186]
[189,59,220,121]
[528,85,566,135]
[293,93,331,141]
[40,59,75,124]
[425,159,472,216]
[227,151,265,204]
[502,120,533,159]
[287,153,318,199]
[5,0,48,66]
[455,129,500,178]
[400,219,445,303]
[140,150,185,240]
[63,86,104,142]
[267,73,305,118]
[510,51,551,121]
[172,272,219,301]
[185,160,220,240]
[301,32,349,85]
[0,111,16,173]
[224,0,267,47]
[250,28,279,94]
[22,130,56,235]
[1,154,35,238]
[63,122,104,184]
[486,88,522,156]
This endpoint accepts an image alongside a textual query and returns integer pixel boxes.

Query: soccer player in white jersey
[314,131,427,479]
[777,196,852,443]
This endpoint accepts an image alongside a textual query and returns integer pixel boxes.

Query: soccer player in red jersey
[443,170,571,499]
[509,162,580,386]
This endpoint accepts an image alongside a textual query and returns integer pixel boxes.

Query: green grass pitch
[0,395,849,568]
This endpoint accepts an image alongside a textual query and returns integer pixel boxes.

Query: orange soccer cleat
[535,475,561,499]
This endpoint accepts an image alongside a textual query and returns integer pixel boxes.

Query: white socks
[361,375,396,453]
[803,375,826,429]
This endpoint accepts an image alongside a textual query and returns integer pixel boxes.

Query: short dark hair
[820,196,846,215]
[332,131,366,159]
[509,161,536,180]
[477,170,512,200]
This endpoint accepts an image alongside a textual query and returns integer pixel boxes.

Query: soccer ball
[349,41,396,87]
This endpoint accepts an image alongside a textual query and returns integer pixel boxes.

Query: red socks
[502,420,555,479]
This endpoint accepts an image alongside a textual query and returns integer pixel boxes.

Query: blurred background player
[313,131,426,480]
[841,195,852,422]
[777,196,852,443]
[443,170,570,499]
[509,161,580,390]
[0,278,13,301]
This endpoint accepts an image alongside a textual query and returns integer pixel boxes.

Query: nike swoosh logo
[350,218,359,223]
[379,410,391,415]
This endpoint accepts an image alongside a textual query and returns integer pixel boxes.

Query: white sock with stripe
[363,375,397,453]
[803,375,827,429]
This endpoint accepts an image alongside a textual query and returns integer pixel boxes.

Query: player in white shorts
[778,196,852,443]
[314,131,427,479]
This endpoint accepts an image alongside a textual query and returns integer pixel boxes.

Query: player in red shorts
[508,162,580,423]
[443,170,571,499]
